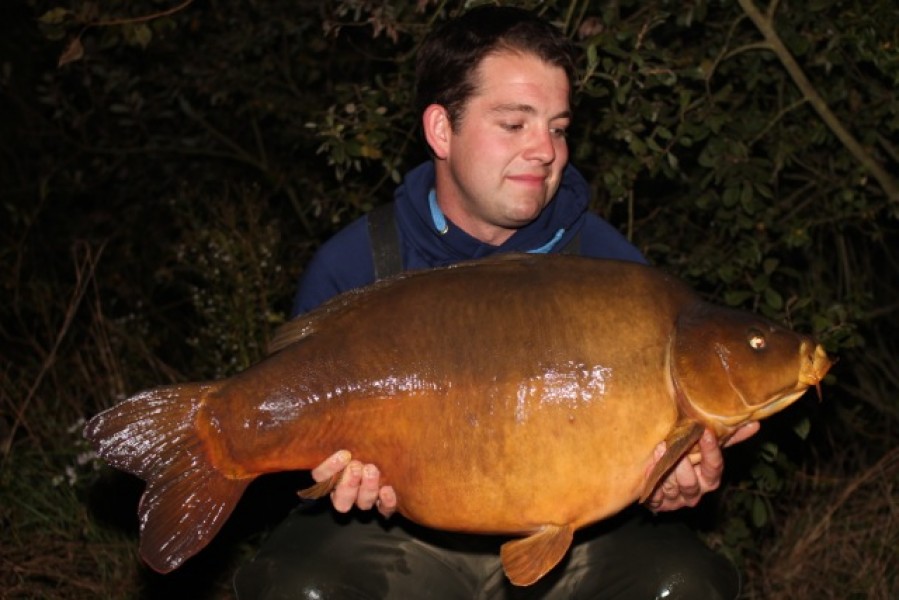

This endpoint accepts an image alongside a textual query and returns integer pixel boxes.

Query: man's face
[431,51,571,245]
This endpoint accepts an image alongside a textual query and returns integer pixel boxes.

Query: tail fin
[84,383,252,573]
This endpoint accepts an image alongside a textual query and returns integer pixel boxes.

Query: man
[234,6,757,598]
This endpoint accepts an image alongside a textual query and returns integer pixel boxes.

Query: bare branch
[93,0,195,28]
[58,0,196,66]
[736,0,899,203]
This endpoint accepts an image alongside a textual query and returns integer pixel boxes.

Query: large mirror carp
[84,253,832,586]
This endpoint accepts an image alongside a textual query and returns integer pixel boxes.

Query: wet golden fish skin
[84,253,832,585]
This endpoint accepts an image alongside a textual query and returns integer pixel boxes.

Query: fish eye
[747,329,766,350]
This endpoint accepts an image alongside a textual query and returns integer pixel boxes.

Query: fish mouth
[799,342,832,388]
[747,341,832,421]
[683,339,833,427]
[747,387,808,421]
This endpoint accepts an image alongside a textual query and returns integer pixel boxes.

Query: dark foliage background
[2,0,897,597]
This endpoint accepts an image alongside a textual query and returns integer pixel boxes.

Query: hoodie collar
[394,161,590,265]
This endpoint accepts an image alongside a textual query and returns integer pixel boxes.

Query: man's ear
[422,104,451,159]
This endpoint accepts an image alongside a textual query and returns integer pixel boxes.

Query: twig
[177,95,268,172]
[782,446,899,575]
[91,0,195,28]
[2,242,105,459]
[58,0,195,66]
[747,98,807,148]
[736,0,899,203]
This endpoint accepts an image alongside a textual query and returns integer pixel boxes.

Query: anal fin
[639,421,705,503]
[500,524,574,586]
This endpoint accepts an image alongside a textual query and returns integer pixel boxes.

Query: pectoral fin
[297,470,344,500]
[499,524,574,586]
[639,421,704,503]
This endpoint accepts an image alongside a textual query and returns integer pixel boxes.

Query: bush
[3,0,897,596]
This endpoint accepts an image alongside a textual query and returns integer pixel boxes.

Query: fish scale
[84,253,832,586]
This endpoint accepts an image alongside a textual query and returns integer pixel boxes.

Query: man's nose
[523,128,556,163]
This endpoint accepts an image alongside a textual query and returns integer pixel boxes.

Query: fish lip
[798,342,832,385]
[734,341,832,422]
[746,387,808,421]
[693,386,809,426]
[667,334,832,428]
[797,342,833,404]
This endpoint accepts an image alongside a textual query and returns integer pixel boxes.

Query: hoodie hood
[394,161,590,268]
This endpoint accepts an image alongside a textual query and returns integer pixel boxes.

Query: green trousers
[233,504,740,600]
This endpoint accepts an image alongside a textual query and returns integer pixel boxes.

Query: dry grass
[1,226,285,599]
[742,445,899,599]
[1,535,141,599]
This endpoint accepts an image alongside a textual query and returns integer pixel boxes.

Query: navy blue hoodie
[291,161,645,316]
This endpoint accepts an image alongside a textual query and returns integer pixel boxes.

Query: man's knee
[642,544,740,600]
[232,508,395,600]
[233,509,480,600]
[562,512,741,600]
[234,557,389,600]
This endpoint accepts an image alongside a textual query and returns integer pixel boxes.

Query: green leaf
[39,8,71,25]
[764,287,783,310]
[628,135,647,156]
[135,24,153,48]
[760,441,779,463]
[586,44,598,68]
[722,186,740,207]
[655,125,673,140]
[751,497,768,528]
[123,23,153,49]
[793,417,811,440]
[752,273,770,292]
[724,290,753,306]
[751,462,779,491]
[740,182,755,213]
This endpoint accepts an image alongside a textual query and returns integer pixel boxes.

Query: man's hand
[643,422,760,513]
[310,450,397,518]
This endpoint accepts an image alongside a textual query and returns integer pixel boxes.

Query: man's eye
[500,122,524,131]
[551,127,568,138]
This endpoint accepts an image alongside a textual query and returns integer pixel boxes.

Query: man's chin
[504,203,550,227]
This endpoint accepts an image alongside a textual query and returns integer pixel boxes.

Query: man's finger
[330,460,363,512]
[673,456,701,501]
[697,429,724,488]
[310,450,351,483]
[377,486,398,518]
[354,464,381,510]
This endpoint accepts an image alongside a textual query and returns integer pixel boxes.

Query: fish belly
[203,348,678,535]
[383,386,678,533]
[198,256,688,535]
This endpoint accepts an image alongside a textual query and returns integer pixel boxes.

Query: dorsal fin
[266,286,373,354]
[268,255,550,355]
[267,271,420,355]
[499,524,574,586]
[266,312,326,355]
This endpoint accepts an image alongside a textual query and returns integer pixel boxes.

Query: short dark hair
[414,5,577,129]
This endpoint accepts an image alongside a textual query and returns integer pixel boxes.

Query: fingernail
[655,443,666,460]
[363,465,377,479]
[335,450,351,464]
